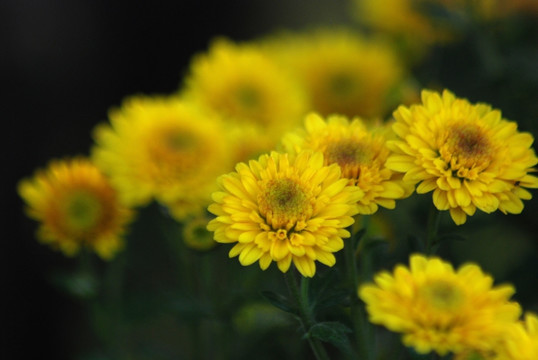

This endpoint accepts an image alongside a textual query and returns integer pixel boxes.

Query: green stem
[284,272,330,360]
[344,222,373,360]
[426,205,442,255]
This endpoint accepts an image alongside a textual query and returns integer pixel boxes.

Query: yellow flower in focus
[282,113,412,214]
[386,89,538,225]
[18,158,134,259]
[182,37,308,145]
[359,254,521,356]
[91,95,233,221]
[207,151,362,277]
[266,28,404,118]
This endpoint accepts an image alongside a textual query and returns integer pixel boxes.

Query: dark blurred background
[4,1,538,359]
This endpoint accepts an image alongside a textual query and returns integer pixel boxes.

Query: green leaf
[313,288,350,312]
[260,290,297,315]
[306,321,353,355]
[51,271,99,299]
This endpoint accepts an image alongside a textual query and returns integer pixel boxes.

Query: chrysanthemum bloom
[265,28,404,118]
[91,95,233,221]
[18,158,134,259]
[358,254,521,356]
[207,151,362,277]
[282,113,412,214]
[181,37,308,159]
[386,89,538,225]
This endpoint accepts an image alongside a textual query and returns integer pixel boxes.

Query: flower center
[63,191,102,232]
[324,139,378,182]
[237,86,260,109]
[164,130,198,151]
[420,280,464,311]
[258,178,311,229]
[328,72,357,97]
[441,123,492,177]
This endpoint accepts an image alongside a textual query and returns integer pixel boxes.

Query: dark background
[3,1,351,359]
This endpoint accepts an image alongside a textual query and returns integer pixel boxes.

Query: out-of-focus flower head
[386,89,538,225]
[207,151,362,277]
[359,254,521,356]
[181,37,309,162]
[351,0,530,58]
[182,215,218,251]
[18,158,134,259]
[263,28,407,119]
[91,95,234,221]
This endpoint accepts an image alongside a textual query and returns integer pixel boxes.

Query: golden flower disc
[17,158,134,259]
[358,254,521,356]
[387,89,538,225]
[207,151,362,277]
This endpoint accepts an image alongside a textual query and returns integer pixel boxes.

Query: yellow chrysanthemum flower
[207,151,362,277]
[181,37,308,158]
[282,113,412,214]
[359,254,521,356]
[265,28,404,118]
[18,158,134,259]
[91,95,233,221]
[386,89,538,225]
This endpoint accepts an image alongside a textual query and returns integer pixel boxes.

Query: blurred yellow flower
[282,113,412,214]
[352,0,452,54]
[265,28,405,118]
[498,312,538,360]
[207,151,362,277]
[359,254,521,356]
[386,89,538,225]
[18,158,134,259]
[181,37,308,159]
[91,95,233,221]
[182,216,217,251]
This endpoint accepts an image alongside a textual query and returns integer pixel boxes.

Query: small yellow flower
[182,216,217,251]
[18,158,134,259]
[91,95,233,221]
[386,89,538,225]
[207,151,362,277]
[351,0,452,50]
[282,113,412,214]
[182,37,308,149]
[266,28,405,118]
[359,254,521,356]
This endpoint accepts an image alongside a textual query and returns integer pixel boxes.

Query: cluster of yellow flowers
[18,27,414,260]
[359,254,538,359]
[17,10,538,359]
